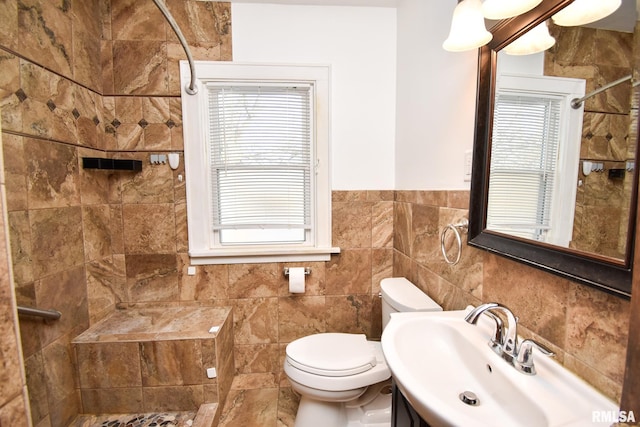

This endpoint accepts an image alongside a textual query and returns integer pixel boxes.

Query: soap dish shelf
[82,157,142,171]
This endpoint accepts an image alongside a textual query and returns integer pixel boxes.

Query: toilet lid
[286,333,377,377]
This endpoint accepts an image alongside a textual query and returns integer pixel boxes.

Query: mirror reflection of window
[488,71,585,246]
[488,92,562,241]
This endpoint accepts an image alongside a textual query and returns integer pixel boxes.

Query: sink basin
[381,309,618,427]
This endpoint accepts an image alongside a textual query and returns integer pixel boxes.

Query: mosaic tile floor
[70,411,197,427]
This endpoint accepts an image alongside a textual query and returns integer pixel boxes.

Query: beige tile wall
[0,126,31,427]
[392,190,630,403]
[1,0,108,425]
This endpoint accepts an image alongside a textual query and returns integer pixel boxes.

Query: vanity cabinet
[392,382,431,427]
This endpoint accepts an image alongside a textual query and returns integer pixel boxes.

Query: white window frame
[180,61,339,264]
[489,73,585,247]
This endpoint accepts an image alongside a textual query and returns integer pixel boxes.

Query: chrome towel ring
[440,219,469,265]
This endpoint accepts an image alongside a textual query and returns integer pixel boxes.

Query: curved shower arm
[152,0,198,95]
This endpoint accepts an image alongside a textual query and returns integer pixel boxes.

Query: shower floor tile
[69,411,197,427]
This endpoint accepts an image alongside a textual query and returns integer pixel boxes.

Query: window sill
[189,246,341,265]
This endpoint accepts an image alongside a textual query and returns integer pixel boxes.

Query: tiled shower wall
[392,190,631,403]
[1,0,111,425]
[0,127,31,426]
[546,23,637,258]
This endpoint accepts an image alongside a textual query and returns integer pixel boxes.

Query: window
[180,62,338,264]
[487,74,585,246]
[488,93,561,240]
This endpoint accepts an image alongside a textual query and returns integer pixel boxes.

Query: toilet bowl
[284,277,442,427]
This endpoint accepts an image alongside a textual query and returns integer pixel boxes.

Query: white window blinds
[487,93,561,241]
[206,84,313,245]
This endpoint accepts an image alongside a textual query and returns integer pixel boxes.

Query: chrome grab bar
[17,305,61,320]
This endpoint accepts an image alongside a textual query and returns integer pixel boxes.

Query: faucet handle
[515,339,555,375]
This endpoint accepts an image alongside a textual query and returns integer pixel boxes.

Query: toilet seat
[285,335,391,393]
[286,333,377,377]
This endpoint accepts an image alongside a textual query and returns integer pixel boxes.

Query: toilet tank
[380,277,442,329]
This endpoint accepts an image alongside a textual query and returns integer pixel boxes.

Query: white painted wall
[231,3,397,190]
[497,51,545,76]
[232,1,480,190]
[394,0,478,190]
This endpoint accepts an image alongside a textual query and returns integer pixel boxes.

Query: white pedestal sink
[381,309,619,427]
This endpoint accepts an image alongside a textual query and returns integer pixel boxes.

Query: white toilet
[284,277,442,427]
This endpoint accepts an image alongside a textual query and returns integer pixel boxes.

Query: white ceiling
[586,0,638,32]
[204,0,638,30]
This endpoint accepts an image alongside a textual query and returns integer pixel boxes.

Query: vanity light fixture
[482,0,543,19]
[443,0,493,52]
[444,0,622,52]
[503,21,556,55]
[551,0,622,26]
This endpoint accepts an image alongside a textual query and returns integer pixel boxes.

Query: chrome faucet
[465,302,519,362]
[464,302,554,375]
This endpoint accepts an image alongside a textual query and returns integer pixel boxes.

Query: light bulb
[552,0,622,26]
[443,0,493,52]
[503,21,556,55]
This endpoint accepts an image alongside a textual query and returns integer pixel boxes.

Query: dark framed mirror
[468,0,639,298]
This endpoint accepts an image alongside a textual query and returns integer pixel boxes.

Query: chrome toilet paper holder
[284,267,312,276]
